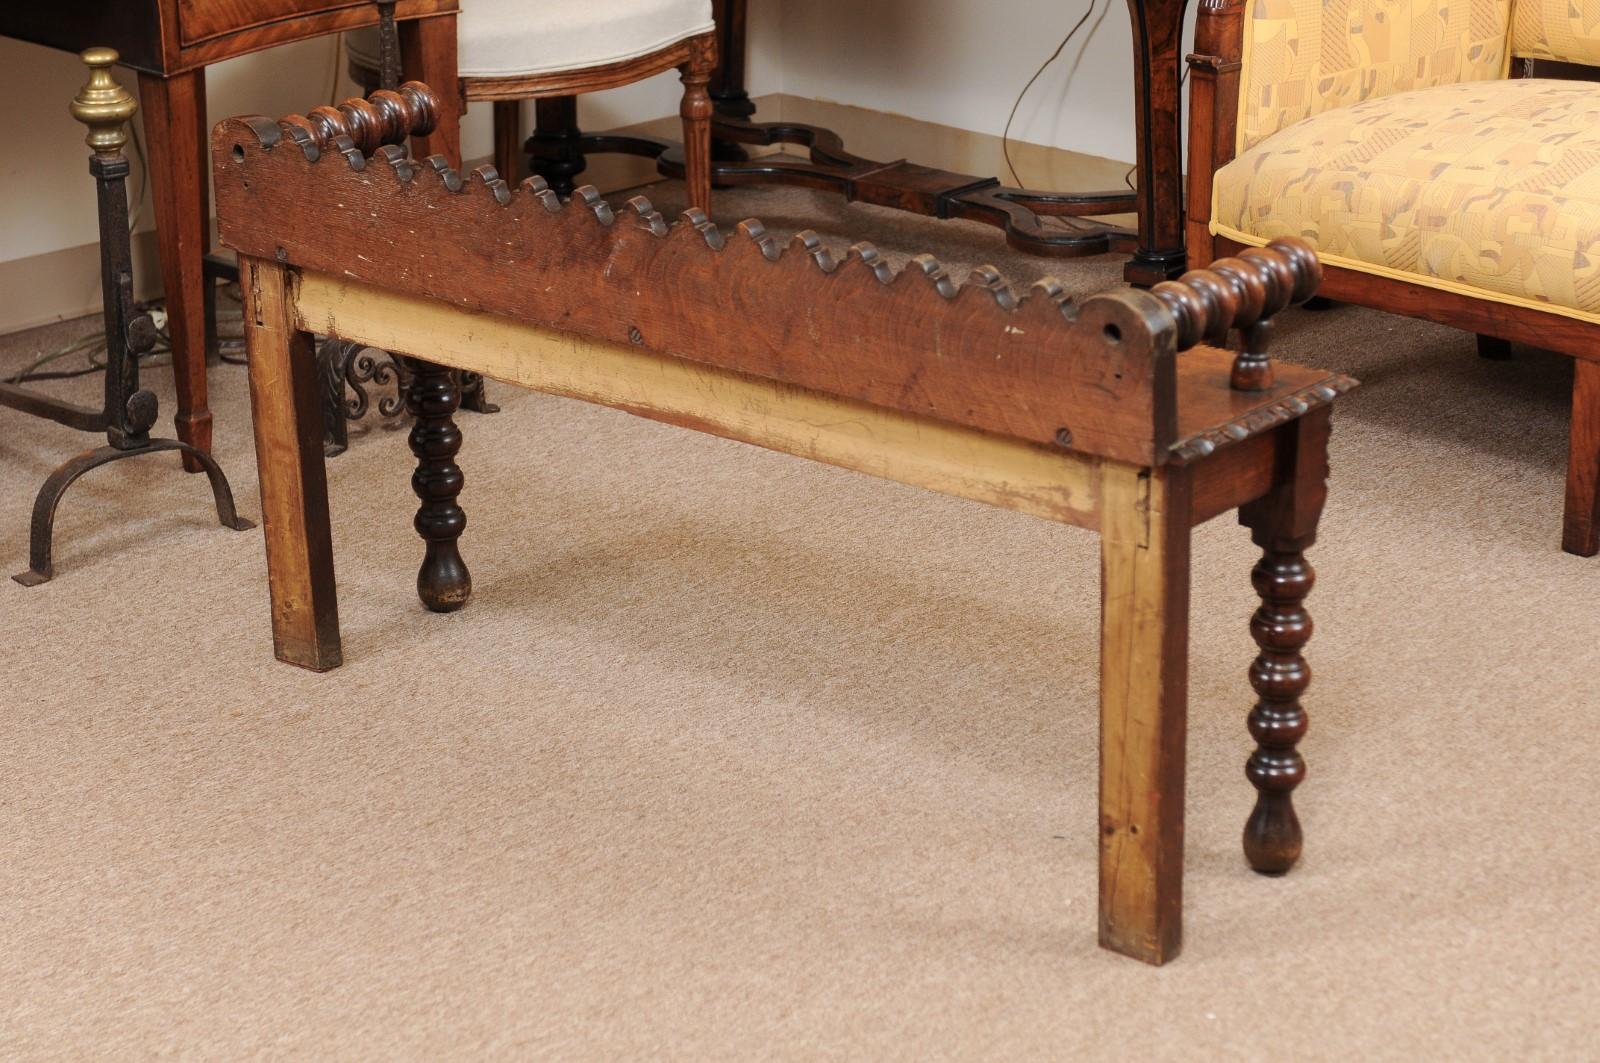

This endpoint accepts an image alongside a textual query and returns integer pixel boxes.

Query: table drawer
[177,0,367,46]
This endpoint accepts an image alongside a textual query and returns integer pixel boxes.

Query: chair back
[1511,0,1600,66]
[1237,0,1514,152]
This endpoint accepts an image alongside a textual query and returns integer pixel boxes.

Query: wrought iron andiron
[5,48,253,586]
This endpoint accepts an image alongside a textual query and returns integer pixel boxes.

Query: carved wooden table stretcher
[213,86,1355,965]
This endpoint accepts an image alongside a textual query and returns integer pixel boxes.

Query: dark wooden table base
[698,0,1191,285]
[703,116,1144,260]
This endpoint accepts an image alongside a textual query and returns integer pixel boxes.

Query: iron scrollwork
[319,339,496,456]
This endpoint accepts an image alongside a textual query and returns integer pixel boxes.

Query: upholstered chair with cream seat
[347,0,717,208]
[1186,0,1600,556]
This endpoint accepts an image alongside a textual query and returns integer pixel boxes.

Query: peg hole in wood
[232,144,245,163]
[1103,322,1122,344]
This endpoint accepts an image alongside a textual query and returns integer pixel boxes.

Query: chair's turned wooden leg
[1098,463,1192,965]
[405,358,472,612]
[679,34,718,211]
[1564,359,1600,557]
[139,69,212,472]
[1477,335,1513,361]
[492,100,523,183]
[240,257,342,671]
[1238,407,1330,873]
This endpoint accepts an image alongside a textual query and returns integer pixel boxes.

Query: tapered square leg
[240,256,342,671]
[139,69,212,471]
[1098,463,1192,965]
[1564,359,1600,557]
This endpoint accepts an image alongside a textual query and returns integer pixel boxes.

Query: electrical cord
[9,114,168,386]
[1001,0,1102,189]
[3,299,179,385]
[999,1,1191,198]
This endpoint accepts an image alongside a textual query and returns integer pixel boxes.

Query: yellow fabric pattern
[1212,78,1600,323]
[1511,0,1600,65]
[1238,0,1513,153]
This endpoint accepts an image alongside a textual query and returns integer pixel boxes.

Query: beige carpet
[3,181,1598,1060]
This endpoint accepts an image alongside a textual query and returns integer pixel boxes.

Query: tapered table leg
[401,13,462,166]
[1123,0,1190,284]
[139,69,212,470]
[240,256,342,671]
[1098,462,1192,965]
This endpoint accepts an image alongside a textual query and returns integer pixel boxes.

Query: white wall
[775,0,1193,168]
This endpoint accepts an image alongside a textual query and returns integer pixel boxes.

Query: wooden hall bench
[212,87,1356,965]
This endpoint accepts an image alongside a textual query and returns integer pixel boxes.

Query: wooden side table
[0,0,460,469]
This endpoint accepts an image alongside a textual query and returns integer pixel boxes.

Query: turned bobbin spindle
[405,358,471,612]
[287,81,440,157]
[1242,545,1315,873]
[1150,237,1323,392]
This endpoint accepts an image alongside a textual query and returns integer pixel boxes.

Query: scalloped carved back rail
[212,88,1331,468]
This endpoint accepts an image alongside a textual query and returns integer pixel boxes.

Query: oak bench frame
[214,86,1355,965]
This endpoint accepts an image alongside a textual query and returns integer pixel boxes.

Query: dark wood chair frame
[213,85,1356,966]
[348,22,718,211]
[1185,0,1600,556]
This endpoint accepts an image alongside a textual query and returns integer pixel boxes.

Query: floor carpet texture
[2,181,1597,1060]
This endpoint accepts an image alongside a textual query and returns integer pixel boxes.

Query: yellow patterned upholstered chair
[1186,0,1600,556]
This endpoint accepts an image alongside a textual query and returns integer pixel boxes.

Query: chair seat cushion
[1212,78,1600,323]
[348,0,714,80]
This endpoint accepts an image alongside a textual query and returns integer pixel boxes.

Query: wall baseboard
[0,93,1131,337]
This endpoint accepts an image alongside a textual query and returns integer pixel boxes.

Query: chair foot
[1564,360,1600,556]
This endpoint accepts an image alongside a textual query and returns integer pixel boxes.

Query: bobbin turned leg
[1098,463,1192,965]
[406,358,471,611]
[1238,407,1330,874]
